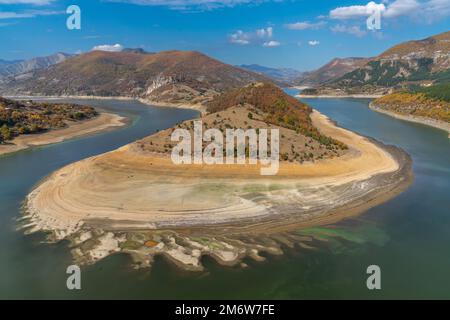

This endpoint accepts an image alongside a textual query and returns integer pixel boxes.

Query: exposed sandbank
[20,108,413,270]
[23,110,410,236]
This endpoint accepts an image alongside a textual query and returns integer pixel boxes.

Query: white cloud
[92,44,124,52]
[384,0,420,18]
[106,0,271,11]
[0,0,54,4]
[331,24,367,37]
[229,27,275,46]
[0,10,62,19]
[0,12,34,19]
[229,30,251,45]
[256,27,273,38]
[329,0,450,21]
[330,1,386,19]
[263,40,280,47]
[421,0,450,20]
[308,40,320,46]
[285,21,326,30]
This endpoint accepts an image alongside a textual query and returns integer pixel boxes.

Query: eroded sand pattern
[22,110,412,270]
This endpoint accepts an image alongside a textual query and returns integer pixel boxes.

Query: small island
[0,97,126,156]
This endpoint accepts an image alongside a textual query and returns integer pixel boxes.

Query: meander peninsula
[22,83,413,271]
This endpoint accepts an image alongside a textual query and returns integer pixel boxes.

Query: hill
[0,53,73,79]
[294,57,369,86]
[1,50,270,106]
[239,64,305,84]
[371,84,450,126]
[137,82,347,164]
[310,31,450,95]
[412,83,450,102]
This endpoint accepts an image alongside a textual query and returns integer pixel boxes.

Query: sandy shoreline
[137,98,207,115]
[0,112,127,157]
[369,102,450,138]
[23,110,410,236]
[297,94,383,99]
[19,107,413,269]
[5,94,206,115]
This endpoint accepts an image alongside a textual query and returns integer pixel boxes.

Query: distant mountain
[294,57,369,86]
[1,50,271,106]
[0,52,73,78]
[239,64,305,84]
[0,59,23,68]
[315,31,450,95]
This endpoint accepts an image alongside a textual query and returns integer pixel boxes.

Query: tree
[0,124,11,142]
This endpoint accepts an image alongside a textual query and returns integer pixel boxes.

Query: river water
[0,96,449,299]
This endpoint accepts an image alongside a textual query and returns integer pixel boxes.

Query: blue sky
[0,0,449,70]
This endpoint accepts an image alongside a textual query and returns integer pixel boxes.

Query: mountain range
[1,30,449,102]
[310,31,450,95]
[293,57,370,86]
[239,64,305,84]
[0,53,73,79]
[0,50,270,106]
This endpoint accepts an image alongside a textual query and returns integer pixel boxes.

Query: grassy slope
[207,82,347,149]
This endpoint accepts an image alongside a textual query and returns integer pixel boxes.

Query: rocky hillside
[0,53,73,79]
[310,31,450,95]
[0,97,97,143]
[294,57,369,86]
[239,64,305,84]
[1,50,270,106]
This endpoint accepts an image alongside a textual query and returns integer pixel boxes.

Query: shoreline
[20,108,413,270]
[137,98,207,115]
[23,110,409,231]
[369,102,450,138]
[5,94,206,115]
[0,112,127,157]
[297,94,383,99]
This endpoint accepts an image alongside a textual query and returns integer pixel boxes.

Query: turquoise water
[0,97,449,299]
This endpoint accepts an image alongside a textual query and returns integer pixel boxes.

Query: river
[0,96,449,299]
